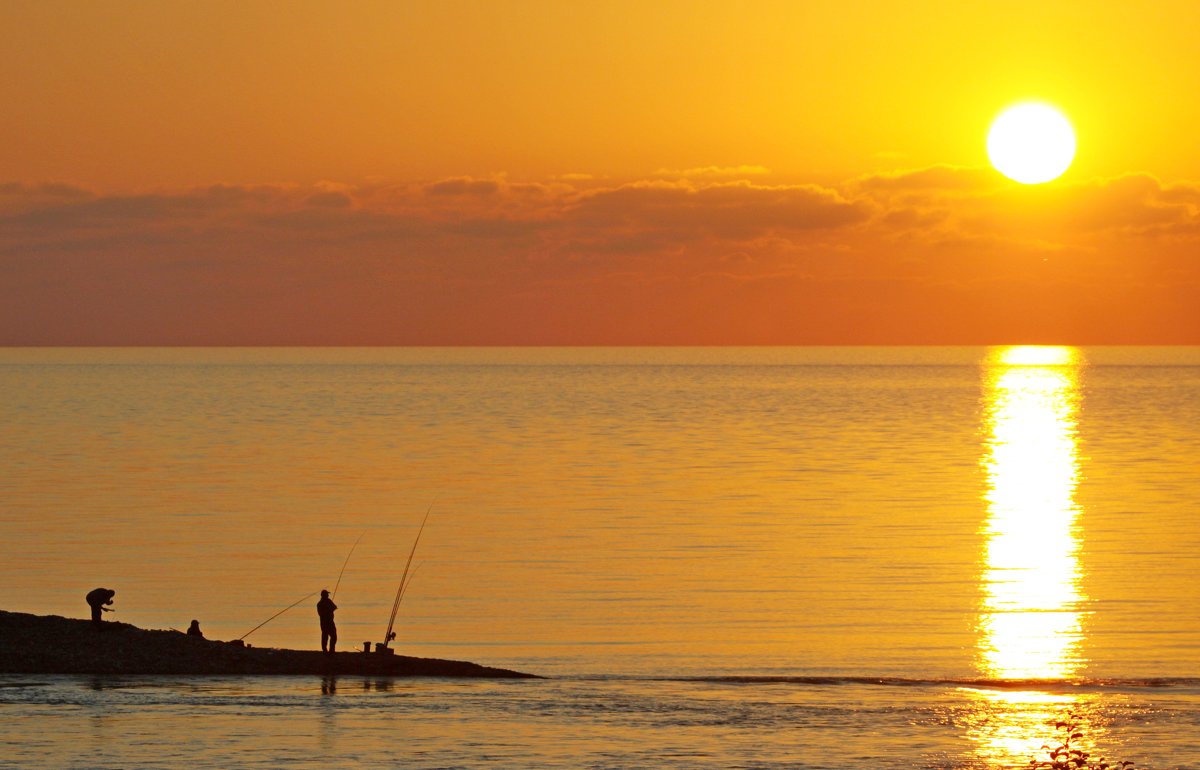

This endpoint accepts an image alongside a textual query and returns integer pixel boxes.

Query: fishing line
[239,591,319,641]
[332,531,365,600]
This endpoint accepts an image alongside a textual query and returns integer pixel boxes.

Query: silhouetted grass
[1030,712,1136,770]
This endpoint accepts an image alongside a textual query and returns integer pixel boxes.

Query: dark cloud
[424,177,501,196]
[571,181,870,241]
[852,166,1200,243]
[305,190,354,208]
[0,181,96,218]
[1056,174,1196,233]
[4,171,1199,265]
[0,181,93,200]
[1160,181,1200,206]
[445,217,546,239]
[2,169,1200,344]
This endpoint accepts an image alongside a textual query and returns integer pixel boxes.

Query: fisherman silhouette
[187,620,204,639]
[317,590,338,653]
[85,588,116,628]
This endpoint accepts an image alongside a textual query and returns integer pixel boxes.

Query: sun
[987,103,1076,184]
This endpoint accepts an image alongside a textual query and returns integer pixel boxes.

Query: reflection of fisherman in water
[317,590,337,653]
[187,620,204,638]
[85,588,116,628]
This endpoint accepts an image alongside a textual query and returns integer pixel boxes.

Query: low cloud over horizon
[2,166,1197,345]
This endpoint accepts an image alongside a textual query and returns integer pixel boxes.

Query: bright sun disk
[987,103,1076,184]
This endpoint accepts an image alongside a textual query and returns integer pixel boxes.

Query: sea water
[1,347,1198,768]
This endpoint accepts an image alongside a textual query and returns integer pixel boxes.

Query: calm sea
[1,346,1198,768]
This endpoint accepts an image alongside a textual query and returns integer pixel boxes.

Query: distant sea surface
[1,346,1198,768]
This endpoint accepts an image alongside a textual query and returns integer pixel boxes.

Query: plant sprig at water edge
[1030,713,1137,770]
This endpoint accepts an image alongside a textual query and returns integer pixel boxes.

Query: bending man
[85,588,116,628]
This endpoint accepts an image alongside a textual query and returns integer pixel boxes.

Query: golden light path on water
[979,345,1084,679]
[967,346,1101,767]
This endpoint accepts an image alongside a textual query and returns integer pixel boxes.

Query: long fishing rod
[239,591,319,641]
[383,505,432,648]
[331,532,365,600]
[397,562,423,606]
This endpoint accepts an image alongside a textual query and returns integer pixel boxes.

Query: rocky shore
[0,610,535,678]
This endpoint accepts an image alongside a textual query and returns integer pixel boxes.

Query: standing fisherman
[317,590,338,653]
[85,588,116,628]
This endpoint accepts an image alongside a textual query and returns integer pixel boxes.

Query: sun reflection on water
[962,688,1078,767]
[978,345,1086,680]
[970,345,1093,766]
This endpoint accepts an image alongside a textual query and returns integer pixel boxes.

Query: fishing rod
[379,563,423,649]
[239,591,319,641]
[331,532,365,600]
[382,505,432,649]
[396,562,423,607]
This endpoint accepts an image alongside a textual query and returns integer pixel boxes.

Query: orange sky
[2,0,1198,344]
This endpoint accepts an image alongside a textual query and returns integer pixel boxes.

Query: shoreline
[0,610,537,679]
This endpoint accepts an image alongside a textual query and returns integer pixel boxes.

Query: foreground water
[1,675,1198,769]
[1,346,1198,767]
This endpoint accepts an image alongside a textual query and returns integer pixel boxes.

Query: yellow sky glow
[3,1,1197,188]
[1,0,1199,344]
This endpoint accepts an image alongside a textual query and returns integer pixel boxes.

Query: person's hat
[321,589,329,596]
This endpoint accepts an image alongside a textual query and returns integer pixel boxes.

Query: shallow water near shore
[2,346,1199,767]
[2,674,1200,768]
